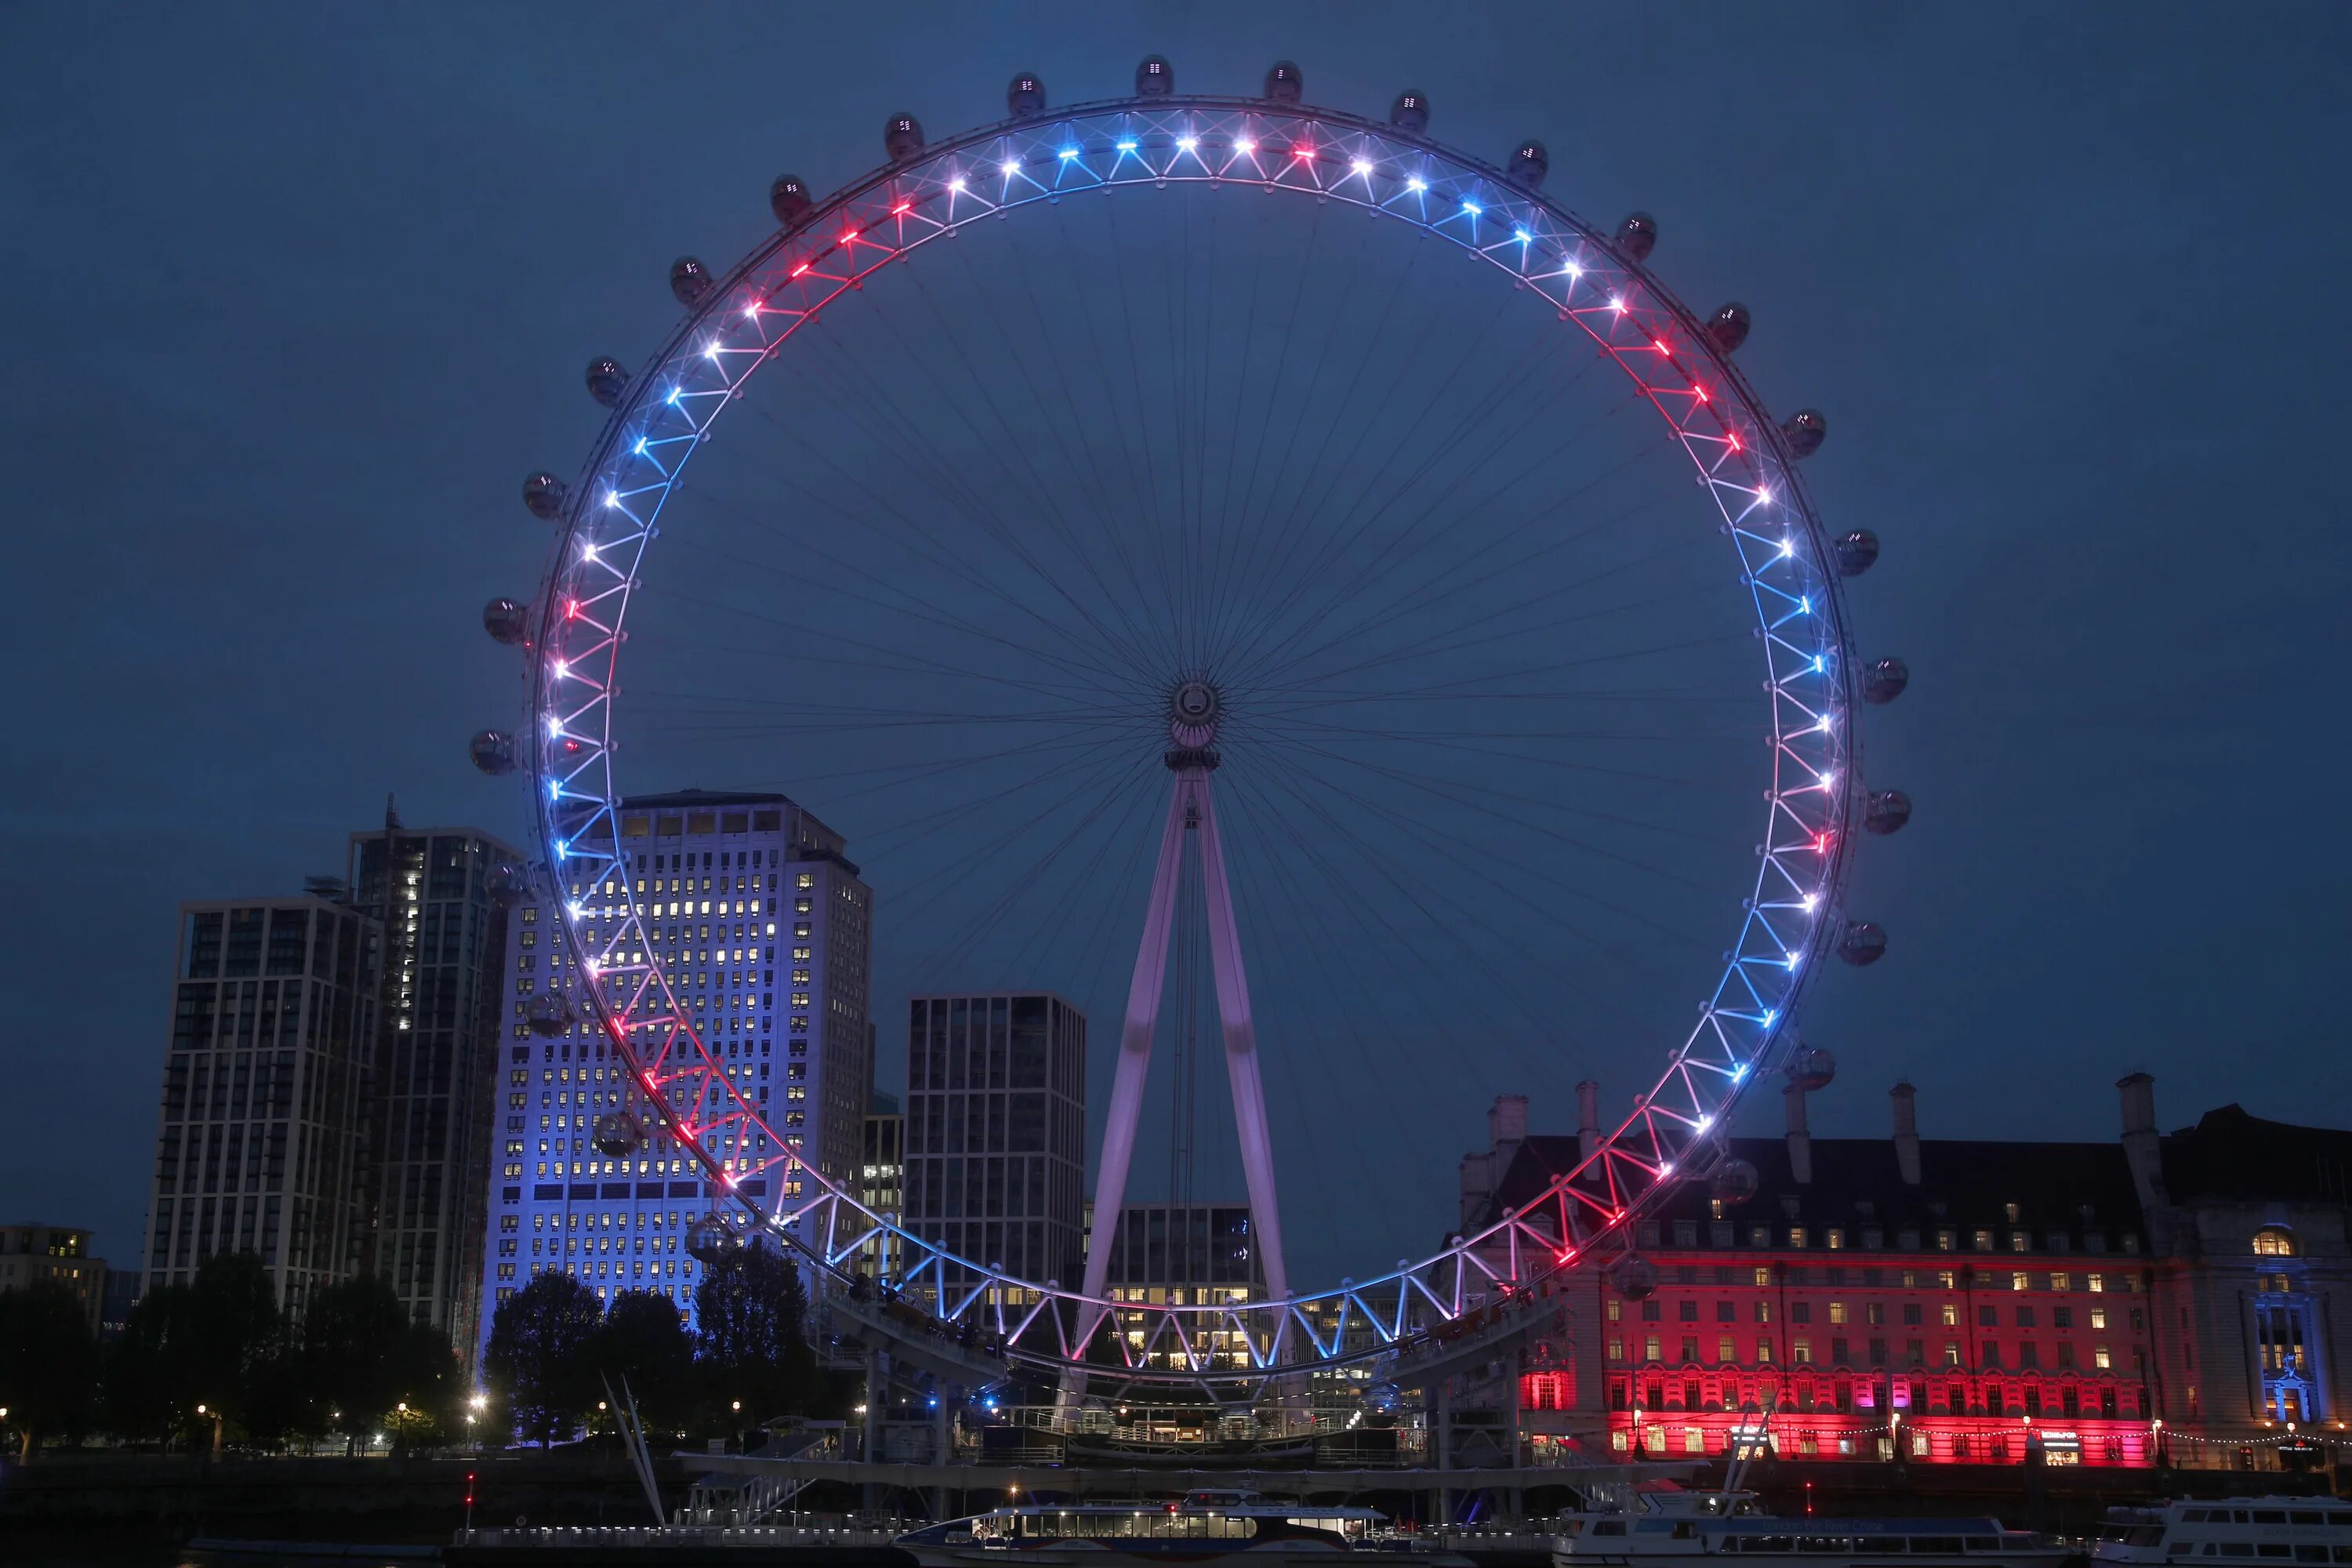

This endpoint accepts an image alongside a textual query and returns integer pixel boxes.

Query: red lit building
[1455,1075,2350,1473]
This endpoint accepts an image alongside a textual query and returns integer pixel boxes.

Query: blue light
[665,388,679,405]
[1732,1062,1750,1083]
[1463,201,1482,216]
[927,1395,939,1408]
[1812,654,1824,673]
[1762,1008,1778,1026]
[633,437,647,456]
[1514,227,1531,242]
[1116,139,1138,154]
[1801,596,1813,613]
[546,778,561,800]
[1058,147,1079,161]
[555,839,571,859]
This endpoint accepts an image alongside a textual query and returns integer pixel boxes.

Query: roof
[2159,1104,2352,1206]
[1477,1131,2144,1243]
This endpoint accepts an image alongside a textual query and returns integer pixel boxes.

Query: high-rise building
[0,1222,106,1334]
[347,813,519,1350]
[475,789,873,1363]
[859,1095,905,1279]
[142,895,379,1318]
[1095,1202,1263,1373]
[903,993,1087,1289]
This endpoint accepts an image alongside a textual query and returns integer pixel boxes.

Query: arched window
[2252,1225,2298,1258]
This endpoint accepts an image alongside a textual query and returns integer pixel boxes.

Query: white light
[602,491,618,508]
[703,343,720,361]
[1816,714,1832,731]
[1786,952,1802,969]
[1058,147,1079,161]
[1610,296,1626,314]
[1812,654,1824,672]
[1818,770,1835,789]
[546,779,561,801]
[949,176,966,192]
[1514,227,1531,242]
[1732,1063,1750,1083]
[742,303,759,318]
[1000,158,1018,176]
[1801,596,1813,613]
[664,388,678,405]
[568,900,584,918]
[1406,176,1427,192]
[1763,1008,1778,1026]
[1758,485,1773,503]
[1463,201,1482,216]
[1696,1116,1714,1133]
[1565,260,1584,279]
[1236,139,1256,155]
[1660,1163,1676,1178]
[1779,538,1793,557]
[1352,158,1373,176]
[581,543,597,561]
[1802,893,1820,910]
[633,437,646,456]
[553,658,569,678]
[1178,136,1199,154]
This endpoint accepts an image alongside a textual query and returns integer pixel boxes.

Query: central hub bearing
[1166,677,1222,771]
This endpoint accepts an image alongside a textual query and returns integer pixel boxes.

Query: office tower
[0,1222,105,1333]
[347,813,520,1350]
[902,993,1087,1287]
[1096,1203,1264,1373]
[142,896,379,1318]
[859,1094,905,1279]
[477,789,872,1358]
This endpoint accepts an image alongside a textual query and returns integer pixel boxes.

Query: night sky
[5,3,2348,1283]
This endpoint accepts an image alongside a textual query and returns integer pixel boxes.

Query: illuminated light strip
[531,97,1853,1382]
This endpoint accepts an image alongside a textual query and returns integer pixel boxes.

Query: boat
[896,1492,1467,1568]
[1551,1490,2067,1568]
[2092,1498,2352,1566]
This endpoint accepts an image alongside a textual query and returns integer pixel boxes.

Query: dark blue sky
[5,3,2348,1275]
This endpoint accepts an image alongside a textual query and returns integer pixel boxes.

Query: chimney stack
[1784,1081,1813,1185]
[1461,1094,1532,1230]
[1577,1080,1601,1162]
[1891,1080,1921,1185]
[2118,1072,2166,1209]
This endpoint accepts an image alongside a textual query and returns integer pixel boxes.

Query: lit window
[2252,1226,2297,1258]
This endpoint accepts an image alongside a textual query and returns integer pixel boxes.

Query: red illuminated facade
[1457,1076,2350,1472]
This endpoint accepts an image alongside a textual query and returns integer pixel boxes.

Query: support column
[1192,781,1288,1305]
[1076,785,1192,1332]
[862,1348,885,1511]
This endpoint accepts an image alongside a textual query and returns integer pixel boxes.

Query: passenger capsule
[669,256,713,307]
[1616,212,1658,263]
[1136,55,1173,97]
[486,861,529,907]
[1864,789,1913,836]
[525,991,574,1036]
[884,114,924,162]
[1389,90,1430,132]
[1710,1158,1760,1207]
[1838,923,1889,967]
[1007,72,1046,118]
[769,175,813,227]
[1705,302,1751,354]
[1509,140,1548,187]
[1789,1045,1837,1091]
[685,1214,736,1265]
[469,731,516,776]
[1264,60,1303,103]
[1835,528,1881,578]
[1782,408,1828,459]
[586,357,629,408]
[592,1109,644,1159]
[483,597,529,646]
[522,472,568,521]
[1862,657,1910,704]
[1611,1255,1659,1301]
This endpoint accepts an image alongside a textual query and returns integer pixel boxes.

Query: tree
[483,1273,603,1446]
[101,1282,194,1444]
[693,1242,815,1424]
[0,1281,98,1458]
[181,1251,285,1444]
[595,1291,694,1432]
[300,1275,413,1453]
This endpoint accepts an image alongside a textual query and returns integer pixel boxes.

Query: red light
[1694,385,1709,403]
[1653,339,1671,356]
[891,201,911,216]
[1814,830,1831,853]
[1727,431,1742,451]
[563,599,580,619]
[790,262,810,278]
[1292,143,1313,158]
[841,229,859,245]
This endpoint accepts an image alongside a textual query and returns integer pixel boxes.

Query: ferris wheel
[471,57,1911,1392]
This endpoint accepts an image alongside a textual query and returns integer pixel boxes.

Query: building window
[2252,1226,2298,1257]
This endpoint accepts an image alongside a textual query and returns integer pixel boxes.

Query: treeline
[0,1240,824,1459]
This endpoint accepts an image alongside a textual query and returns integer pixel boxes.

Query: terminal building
[1454,1073,2349,1472]
[474,789,873,1363]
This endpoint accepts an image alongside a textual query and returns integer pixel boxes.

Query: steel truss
[522,92,1859,1388]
